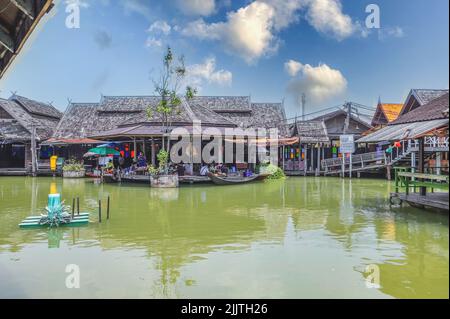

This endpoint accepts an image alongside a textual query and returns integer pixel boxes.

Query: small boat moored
[207,172,262,186]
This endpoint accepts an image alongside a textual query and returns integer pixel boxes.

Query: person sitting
[220,165,229,175]
[177,164,186,176]
[105,159,114,174]
[137,152,147,168]
[200,164,210,176]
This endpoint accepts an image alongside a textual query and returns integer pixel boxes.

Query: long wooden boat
[256,173,270,181]
[207,173,261,185]
[120,175,151,184]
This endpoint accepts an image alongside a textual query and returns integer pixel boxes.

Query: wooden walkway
[391,167,449,212]
[391,192,449,211]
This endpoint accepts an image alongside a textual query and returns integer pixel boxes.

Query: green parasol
[84,147,120,157]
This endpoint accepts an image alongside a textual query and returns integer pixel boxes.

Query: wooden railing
[321,150,397,173]
[394,167,449,194]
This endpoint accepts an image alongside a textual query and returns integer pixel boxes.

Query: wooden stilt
[99,200,102,223]
[107,196,110,220]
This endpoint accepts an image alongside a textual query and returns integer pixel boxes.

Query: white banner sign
[340,135,355,154]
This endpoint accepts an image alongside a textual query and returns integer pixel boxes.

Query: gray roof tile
[10,95,62,119]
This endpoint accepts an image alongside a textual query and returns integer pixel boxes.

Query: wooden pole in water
[77,197,80,215]
[72,198,75,218]
[107,196,110,220]
[99,200,102,223]
[418,137,426,196]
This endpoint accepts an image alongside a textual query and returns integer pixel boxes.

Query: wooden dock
[391,167,449,212]
[391,192,449,211]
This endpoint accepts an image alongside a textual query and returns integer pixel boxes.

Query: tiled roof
[391,93,449,125]
[189,96,251,112]
[52,103,101,139]
[292,121,329,143]
[411,89,449,106]
[10,95,62,119]
[0,98,59,140]
[380,103,403,122]
[0,121,31,141]
[312,109,372,136]
[371,102,403,126]
[99,96,158,112]
[52,96,287,139]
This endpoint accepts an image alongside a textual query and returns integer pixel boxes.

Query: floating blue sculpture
[19,194,90,229]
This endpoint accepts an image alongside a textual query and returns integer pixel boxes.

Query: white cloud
[145,37,163,48]
[182,1,279,64]
[175,0,216,16]
[65,0,89,8]
[378,26,405,40]
[148,20,172,35]
[260,0,305,30]
[284,59,303,77]
[187,57,232,87]
[287,60,347,106]
[121,0,153,20]
[305,0,355,40]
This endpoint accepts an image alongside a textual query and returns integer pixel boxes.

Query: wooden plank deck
[0,169,27,176]
[398,172,449,181]
[391,192,449,211]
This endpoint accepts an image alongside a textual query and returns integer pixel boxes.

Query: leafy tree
[148,47,197,155]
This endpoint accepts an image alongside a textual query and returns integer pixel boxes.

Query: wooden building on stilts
[49,95,288,173]
[0,95,62,175]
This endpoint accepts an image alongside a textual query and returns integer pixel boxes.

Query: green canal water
[0,177,448,299]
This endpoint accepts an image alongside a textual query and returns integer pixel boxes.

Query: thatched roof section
[53,96,287,139]
[0,97,60,141]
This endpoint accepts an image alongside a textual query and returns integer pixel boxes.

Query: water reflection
[0,177,448,298]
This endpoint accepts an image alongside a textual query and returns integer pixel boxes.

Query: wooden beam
[0,28,14,53]
[11,0,35,20]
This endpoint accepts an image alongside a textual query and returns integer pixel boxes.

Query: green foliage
[62,159,84,172]
[157,150,169,169]
[259,163,285,180]
[147,165,159,176]
[185,86,197,100]
[148,46,197,146]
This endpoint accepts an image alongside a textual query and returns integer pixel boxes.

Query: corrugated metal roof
[357,119,449,143]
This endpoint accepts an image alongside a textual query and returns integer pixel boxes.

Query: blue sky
[0,0,448,118]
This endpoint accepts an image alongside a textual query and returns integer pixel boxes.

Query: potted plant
[257,162,285,180]
[62,159,85,178]
[148,150,179,188]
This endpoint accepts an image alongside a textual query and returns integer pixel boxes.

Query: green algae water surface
[0,176,448,298]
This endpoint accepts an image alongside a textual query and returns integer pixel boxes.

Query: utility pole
[31,124,37,177]
[344,102,351,134]
[301,93,306,121]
